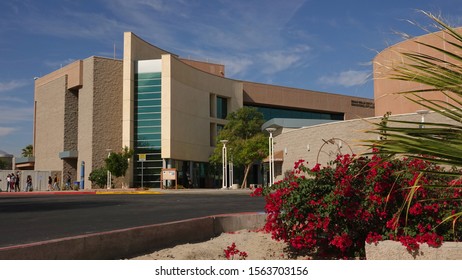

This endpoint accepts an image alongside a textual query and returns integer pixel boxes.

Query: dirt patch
[132,229,309,260]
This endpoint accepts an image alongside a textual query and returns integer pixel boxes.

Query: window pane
[217,97,228,119]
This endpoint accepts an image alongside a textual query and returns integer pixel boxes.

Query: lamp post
[416,110,430,128]
[229,148,233,189]
[266,128,276,186]
[106,149,112,189]
[220,140,228,189]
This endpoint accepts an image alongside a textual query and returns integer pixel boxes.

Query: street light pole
[416,110,430,129]
[220,140,228,189]
[106,149,112,189]
[266,128,276,186]
[229,153,233,189]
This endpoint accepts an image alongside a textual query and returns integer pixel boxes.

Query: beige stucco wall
[165,55,243,162]
[374,27,462,116]
[35,60,83,90]
[273,111,458,180]
[34,76,67,171]
[77,58,95,188]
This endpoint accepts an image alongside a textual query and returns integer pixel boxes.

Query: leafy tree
[88,166,108,188]
[209,107,268,188]
[21,144,33,157]
[0,159,7,170]
[105,146,134,178]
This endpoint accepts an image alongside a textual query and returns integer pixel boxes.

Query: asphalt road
[0,191,266,248]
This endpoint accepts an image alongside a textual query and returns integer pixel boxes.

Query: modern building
[33,32,375,189]
[374,27,462,116]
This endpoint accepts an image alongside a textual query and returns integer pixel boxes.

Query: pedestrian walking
[14,172,20,192]
[10,173,16,192]
[65,174,71,190]
[6,174,10,192]
[48,176,53,191]
[53,174,60,191]
[25,175,33,192]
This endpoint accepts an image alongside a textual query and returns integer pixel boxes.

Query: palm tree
[21,144,33,157]
[366,11,462,224]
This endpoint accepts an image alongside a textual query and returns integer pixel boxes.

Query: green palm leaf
[365,11,462,231]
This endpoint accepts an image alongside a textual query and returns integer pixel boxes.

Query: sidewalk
[0,187,254,196]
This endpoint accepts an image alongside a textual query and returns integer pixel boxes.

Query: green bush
[88,167,108,188]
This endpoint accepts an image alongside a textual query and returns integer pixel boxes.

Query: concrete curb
[0,212,266,260]
[0,190,162,196]
[0,191,96,196]
[0,188,252,196]
[95,191,162,195]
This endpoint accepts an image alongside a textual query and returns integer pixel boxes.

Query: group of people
[2,172,33,192]
[1,173,73,192]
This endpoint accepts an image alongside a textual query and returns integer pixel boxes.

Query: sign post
[139,154,146,188]
[161,168,177,189]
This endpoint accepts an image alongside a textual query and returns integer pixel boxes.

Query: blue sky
[1,0,461,157]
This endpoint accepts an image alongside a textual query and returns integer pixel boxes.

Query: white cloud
[0,96,29,104]
[222,58,254,78]
[259,45,311,75]
[44,58,78,70]
[318,70,370,87]
[0,106,34,124]
[0,80,28,93]
[0,127,17,137]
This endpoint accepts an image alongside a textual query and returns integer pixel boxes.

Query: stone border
[0,212,266,260]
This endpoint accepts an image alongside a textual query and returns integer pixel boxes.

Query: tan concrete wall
[35,60,83,90]
[77,58,95,188]
[165,55,243,162]
[273,111,458,180]
[374,27,462,116]
[243,82,375,120]
[180,58,225,77]
[34,76,66,171]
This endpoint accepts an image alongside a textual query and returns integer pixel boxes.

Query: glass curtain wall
[135,60,163,187]
[246,105,344,121]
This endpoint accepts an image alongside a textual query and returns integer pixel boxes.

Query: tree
[0,159,7,170]
[88,167,108,188]
[106,146,134,178]
[366,11,462,224]
[209,107,268,188]
[21,144,33,157]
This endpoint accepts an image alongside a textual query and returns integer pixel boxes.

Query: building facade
[374,27,462,116]
[33,32,374,189]
[265,26,462,182]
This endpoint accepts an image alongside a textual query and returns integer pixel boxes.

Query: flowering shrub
[254,154,462,259]
[224,242,248,260]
